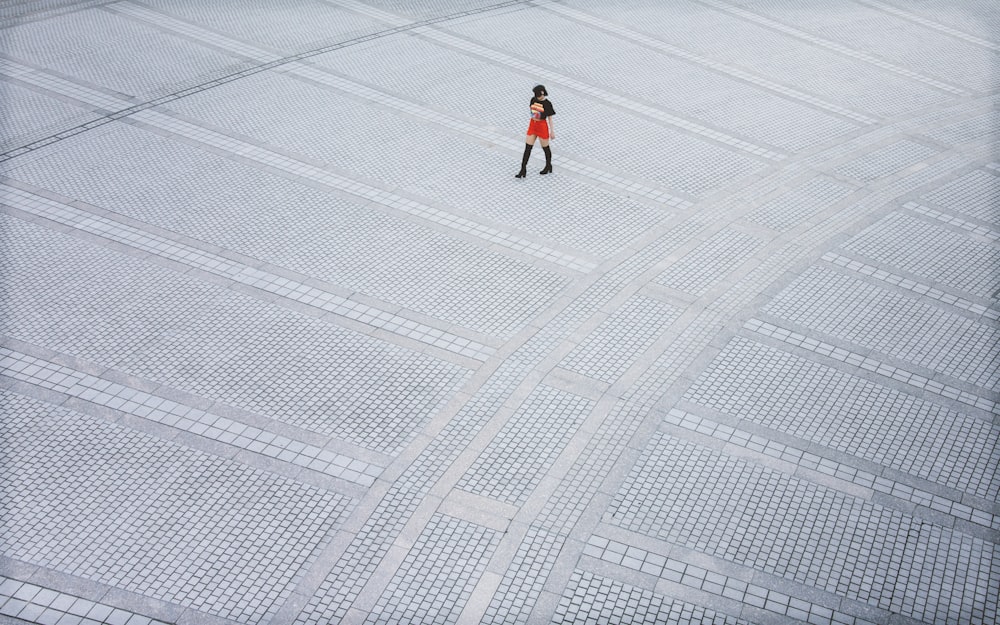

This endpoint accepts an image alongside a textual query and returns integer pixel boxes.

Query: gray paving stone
[446,7,858,153]
[2,2,998,625]
[842,209,1000,300]
[607,432,997,624]
[554,569,751,625]
[458,385,594,505]
[723,0,1000,92]
[1,390,353,624]
[683,336,998,500]
[0,80,98,149]
[137,0,388,55]
[1,9,254,99]
[362,514,499,625]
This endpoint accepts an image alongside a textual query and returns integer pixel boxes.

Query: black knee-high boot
[515,143,532,178]
[540,146,552,174]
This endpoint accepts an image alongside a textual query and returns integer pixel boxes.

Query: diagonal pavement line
[280,62,694,209]
[542,2,878,125]
[583,535,881,625]
[695,0,971,96]
[333,0,788,162]
[822,252,1000,322]
[0,57,136,111]
[411,26,788,162]
[126,109,599,274]
[0,182,497,362]
[743,318,1000,416]
[0,0,540,162]
[664,407,999,531]
[106,1,284,63]
[100,1,695,210]
[0,576,172,625]
[903,201,1000,243]
[855,0,1000,52]
[0,345,382,489]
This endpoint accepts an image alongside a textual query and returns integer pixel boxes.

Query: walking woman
[515,84,555,178]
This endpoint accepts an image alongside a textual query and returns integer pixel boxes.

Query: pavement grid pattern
[0,1,998,624]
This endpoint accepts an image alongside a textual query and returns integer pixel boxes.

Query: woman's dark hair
[532,84,547,97]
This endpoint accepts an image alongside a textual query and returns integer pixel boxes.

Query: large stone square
[1,1,997,624]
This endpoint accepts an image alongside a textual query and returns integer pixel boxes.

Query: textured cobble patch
[117,294,471,453]
[0,213,220,365]
[1,389,353,624]
[842,210,1000,299]
[715,0,995,92]
[762,265,1000,389]
[607,432,999,625]
[922,109,1000,147]
[2,8,253,98]
[554,570,752,625]
[565,0,953,119]
[446,7,856,154]
[295,367,525,625]
[833,140,938,182]
[746,176,855,230]
[363,514,500,625]
[0,576,172,625]
[137,0,388,54]
[655,228,764,296]
[684,336,999,500]
[162,69,660,258]
[582,538,878,625]
[560,295,682,384]
[483,525,565,625]
[921,167,1000,226]
[3,122,572,338]
[0,80,98,148]
[0,213,470,453]
[458,385,594,505]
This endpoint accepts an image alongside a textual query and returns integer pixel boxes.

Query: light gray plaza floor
[0,1,998,624]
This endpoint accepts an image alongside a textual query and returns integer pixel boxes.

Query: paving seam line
[695,0,970,96]
[0,182,497,361]
[854,0,1000,52]
[541,2,877,125]
[662,407,998,531]
[903,201,1000,243]
[0,346,383,489]
[105,2,283,63]
[0,575,171,625]
[821,251,1000,322]
[582,535,880,625]
[106,0,720,211]
[121,109,596,274]
[743,318,998,415]
[0,0,546,162]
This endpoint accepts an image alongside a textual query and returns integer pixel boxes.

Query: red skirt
[526,118,549,139]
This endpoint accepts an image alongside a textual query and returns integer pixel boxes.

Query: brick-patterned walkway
[1,2,997,624]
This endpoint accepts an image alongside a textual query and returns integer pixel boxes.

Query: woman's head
[532,84,548,98]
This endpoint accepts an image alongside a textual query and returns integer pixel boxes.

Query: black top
[530,97,556,120]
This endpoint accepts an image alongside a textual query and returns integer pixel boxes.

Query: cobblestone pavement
[1,1,997,624]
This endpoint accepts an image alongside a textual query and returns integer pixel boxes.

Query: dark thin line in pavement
[0,0,115,28]
[0,0,538,164]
